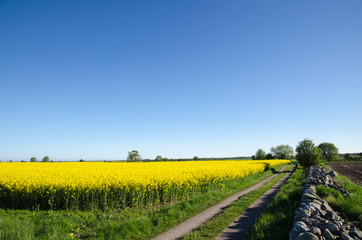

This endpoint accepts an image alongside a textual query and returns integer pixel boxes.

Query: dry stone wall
[289,166,362,240]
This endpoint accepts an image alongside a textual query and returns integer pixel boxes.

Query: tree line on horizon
[253,139,362,167]
[252,141,341,163]
[127,140,361,164]
[126,150,251,162]
[29,156,50,162]
[7,140,361,163]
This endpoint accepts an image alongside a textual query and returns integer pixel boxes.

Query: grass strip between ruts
[244,165,306,240]
[180,164,296,240]
[0,164,289,240]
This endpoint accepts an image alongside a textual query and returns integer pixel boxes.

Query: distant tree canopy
[271,145,294,159]
[344,153,353,161]
[342,153,362,161]
[155,155,163,161]
[265,153,274,159]
[318,142,339,162]
[30,157,37,162]
[127,150,142,162]
[255,148,266,160]
[42,156,50,162]
[296,139,321,167]
[193,156,199,160]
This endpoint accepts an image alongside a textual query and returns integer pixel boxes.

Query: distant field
[326,162,362,185]
[0,160,289,210]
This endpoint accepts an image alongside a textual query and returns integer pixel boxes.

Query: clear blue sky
[1,0,361,161]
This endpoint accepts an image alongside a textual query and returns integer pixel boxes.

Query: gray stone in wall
[295,232,319,240]
[310,226,321,236]
[323,229,336,240]
[320,222,339,234]
[296,210,311,219]
[288,166,361,240]
[321,201,333,212]
[323,210,340,221]
[341,233,354,240]
[302,217,321,228]
[309,201,322,211]
[349,227,362,239]
[295,221,311,233]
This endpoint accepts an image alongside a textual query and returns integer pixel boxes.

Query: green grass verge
[316,172,362,224]
[244,165,306,240]
[0,164,289,240]
[180,165,296,240]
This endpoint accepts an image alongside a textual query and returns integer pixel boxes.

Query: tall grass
[316,174,362,224]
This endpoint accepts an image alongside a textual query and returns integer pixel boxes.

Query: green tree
[193,156,199,161]
[42,156,50,162]
[318,142,339,162]
[255,148,266,160]
[295,139,321,167]
[344,153,353,161]
[265,153,274,159]
[127,150,142,162]
[271,145,294,159]
[155,155,163,161]
[30,157,37,162]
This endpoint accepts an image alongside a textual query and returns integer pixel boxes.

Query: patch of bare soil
[326,162,362,185]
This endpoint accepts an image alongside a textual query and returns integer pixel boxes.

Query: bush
[295,139,321,167]
[263,162,271,171]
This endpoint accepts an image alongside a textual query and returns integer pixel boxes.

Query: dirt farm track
[326,162,362,185]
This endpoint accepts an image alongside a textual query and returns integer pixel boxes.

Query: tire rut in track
[215,164,297,240]
[152,165,291,240]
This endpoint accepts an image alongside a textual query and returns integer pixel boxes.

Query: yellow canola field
[0,160,289,210]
